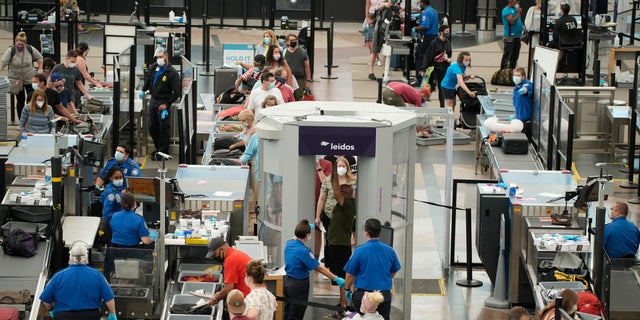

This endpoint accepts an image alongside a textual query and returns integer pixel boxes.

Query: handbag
[9,79,22,95]
[434,51,447,64]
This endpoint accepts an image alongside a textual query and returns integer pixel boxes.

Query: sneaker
[368,73,376,81]
[375,60,382,66]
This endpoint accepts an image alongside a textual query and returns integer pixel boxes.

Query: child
[227,289,251,320]
[343,291,385,319]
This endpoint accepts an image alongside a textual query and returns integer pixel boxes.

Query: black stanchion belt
[274,296,345,311]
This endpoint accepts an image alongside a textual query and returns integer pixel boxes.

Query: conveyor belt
[0,239,51,292]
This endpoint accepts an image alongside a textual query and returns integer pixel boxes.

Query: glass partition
[532,62,544,150]
[178,56,197,164]
[535,66,554,169]
[391,128,410,314]
[553,94,575,171]
[262,172,283,268]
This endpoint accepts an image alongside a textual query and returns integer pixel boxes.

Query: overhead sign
[222,44,255,66]
[298,126,376,157]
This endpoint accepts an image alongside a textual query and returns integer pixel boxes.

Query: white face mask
[273,54,281,61]
[36,101,45,108]
[67,62,76,68]
[463,60,470,67]
[157,58,166,67]
[513,76,522,85]
[337,167,347,176]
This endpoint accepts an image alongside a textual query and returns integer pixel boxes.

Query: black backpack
[2,228,38,257]
[10,45,37,62]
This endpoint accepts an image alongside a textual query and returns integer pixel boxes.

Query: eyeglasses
[54,85,64,89]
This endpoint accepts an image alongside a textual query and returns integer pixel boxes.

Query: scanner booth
[256,101,416,318]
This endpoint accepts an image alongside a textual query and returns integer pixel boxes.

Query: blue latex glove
[411,27,417,34]
[508,115,516,121]
[334,276,346,287]
[149,230,159,241]
[49,310,54,319]
[495,182,508,189]
[138,91,145,99]
[107,313,117,320]
[345,289,353,303]
[309,223,315,231]
[518,87,527,95]
[160,109,169,120]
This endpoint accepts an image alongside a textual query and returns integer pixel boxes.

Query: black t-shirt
[27,88,61,115]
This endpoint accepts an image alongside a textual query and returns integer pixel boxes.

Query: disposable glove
[309,223,315,231]
[138,91,145,99]
[149,230,159,241]
[107,313,117,320]
[411,27,417,34]
[345,289,352,303]
[333,276,346,287]
[160,109,169,120]
[49,310,54,319]
[508,115,516,121]
[518,87,527,95]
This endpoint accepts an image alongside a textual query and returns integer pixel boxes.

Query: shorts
[382,87,406,106]
[442,88,456,99]
[325,244,351,279]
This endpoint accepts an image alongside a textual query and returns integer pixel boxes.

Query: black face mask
[289,41,297,48]
[214,251,224,263]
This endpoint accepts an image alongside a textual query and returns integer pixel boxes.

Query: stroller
[457,76,487,132]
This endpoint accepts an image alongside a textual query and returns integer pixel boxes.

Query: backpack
[10,45,37,62]
[2,228,37,257]
[216,86,246,105]
[577,291,606,317]
[82,98,106,114]
[491,68,514,86]
[0,290,32,304]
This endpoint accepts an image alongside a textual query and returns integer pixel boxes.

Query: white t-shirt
[244,287,277,320]
[247,87,285,111]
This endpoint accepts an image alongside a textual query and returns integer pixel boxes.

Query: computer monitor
[379,223,394,247]
[573,178,598,209]
[127,177,158,202]
[79,139,105,167]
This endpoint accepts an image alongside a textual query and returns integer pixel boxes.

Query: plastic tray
[167,315,213,320]
[177,271,222,287]
[181,282,218,295]
[539,281,587,292]
[576,312,601,320]
[178,263,219,272]
[170,295,214,316]
[1,221,47,236]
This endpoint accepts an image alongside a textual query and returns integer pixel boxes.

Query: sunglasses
[54,85,64,89]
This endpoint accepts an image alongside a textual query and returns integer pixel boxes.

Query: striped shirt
[20,105,54,134]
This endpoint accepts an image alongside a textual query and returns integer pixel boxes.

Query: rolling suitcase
[214,68,238,97]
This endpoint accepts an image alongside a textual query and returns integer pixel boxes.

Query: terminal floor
[2,18,640,319]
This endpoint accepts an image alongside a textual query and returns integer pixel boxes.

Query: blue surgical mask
[253,66,261,73]
[269,82,276,90]
[241,122,249,128]
[264,37,271,45]
[114,151,125,162]
[513,76,522,85]
[31,83,39,90]
[112,179,124,187]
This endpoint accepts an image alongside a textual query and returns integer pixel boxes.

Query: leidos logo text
[320,141,355,151]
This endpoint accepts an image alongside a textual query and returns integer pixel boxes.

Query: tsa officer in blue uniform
[95,143,140,188]
[40,241,117,320]
[99,167,126,222]
[110,193,152,248]
[284,219,346,320]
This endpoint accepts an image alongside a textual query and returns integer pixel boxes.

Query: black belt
[111,243,139,248]
[355,288,391,292]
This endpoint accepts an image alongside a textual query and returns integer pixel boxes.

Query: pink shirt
[387,82,421,107]
[276,83,295,103]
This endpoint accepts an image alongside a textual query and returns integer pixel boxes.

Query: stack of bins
[0,77,9,140]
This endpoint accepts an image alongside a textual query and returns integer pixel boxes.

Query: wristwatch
[307,79,313,82]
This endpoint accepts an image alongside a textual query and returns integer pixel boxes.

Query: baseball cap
[226,289,246,315]
[205,237,226,258]
[50,73,63,83]
[254,54,266,66]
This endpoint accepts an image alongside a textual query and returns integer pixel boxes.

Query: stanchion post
[456,208,483,287]
[242,0,248,29]
[198,0,209,66]
[200,24,214,76]
[620,88,638,188]
[377,78,383,103]
[321,17,338,79]
[218,0,225,28]
[456,0,472,36]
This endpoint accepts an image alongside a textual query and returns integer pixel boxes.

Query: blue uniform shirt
[513,79,533,121]
[240,133,260,182]
[502,6,523,36]
[110,209,150,246]
[99,183,126,221]
[99,157,141,183]
[419,6,439,36]
[39,265,114,312]
[604,217,640,258]
[284,239,320,279]
[441,63,466,90]
[343,239,401,291]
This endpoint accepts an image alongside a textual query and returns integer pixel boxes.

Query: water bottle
[169,10,175,22]
[443,17,448,26]
[182,11,187,23]
[20,133,27,147]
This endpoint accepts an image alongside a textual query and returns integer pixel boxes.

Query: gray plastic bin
[167,315,213,320]
[181,282,218,295]
[539,281,587,291]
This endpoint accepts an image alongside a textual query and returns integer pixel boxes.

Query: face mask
[16,45,24,51]
[289,41,297,48]
[241,122,249,128]
[275,76,287,84]
[31,83,39,90]
[67,62,76,68]
[36,101,45,108]
[157,58,166,67]
[112,179,124,187]
[514,4,519,9]
[214,251,224,263]
[337,167,347,176]
[114,151,125,162]
[253,66,261,73]
[557,12,562,18]
[512,76,522,85]
[463,60,470,67]
[273,54,281,61]
[268,82,276,90]
[264,37,271,45]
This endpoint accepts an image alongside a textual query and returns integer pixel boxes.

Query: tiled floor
[2,17,639,320]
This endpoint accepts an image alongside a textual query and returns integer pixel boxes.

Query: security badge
[162,75,167,82]
[123,168,128,175]
[131,169,139,176]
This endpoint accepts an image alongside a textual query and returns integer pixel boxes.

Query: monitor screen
[586,175,611,202]
[79,139,105,167]
[127,177,158,202]
[573,178,598,209]
[379,224,394,247]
